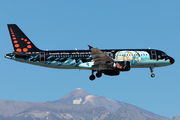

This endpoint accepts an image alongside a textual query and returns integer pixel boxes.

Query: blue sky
[0,0,179,119]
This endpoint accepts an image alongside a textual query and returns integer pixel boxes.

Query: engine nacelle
[107,61,131,71]
[102,70,120,76]
[114,61,131,71]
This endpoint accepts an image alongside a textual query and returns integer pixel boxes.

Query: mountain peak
[49,88,122,112]
[66,88,90,98]
[75,88,82,90]
[49,88,90,104]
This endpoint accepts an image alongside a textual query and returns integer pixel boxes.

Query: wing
[88,45,114,65]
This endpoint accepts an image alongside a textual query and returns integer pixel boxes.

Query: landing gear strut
[150,67,155,78]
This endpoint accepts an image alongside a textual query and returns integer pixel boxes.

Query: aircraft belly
[78,62,94,70]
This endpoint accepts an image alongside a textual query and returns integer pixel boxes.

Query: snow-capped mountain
[49,88,126,112]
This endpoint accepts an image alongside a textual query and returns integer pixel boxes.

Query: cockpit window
[161,53,167,56]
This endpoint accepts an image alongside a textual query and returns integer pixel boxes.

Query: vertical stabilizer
[7,24,41,52]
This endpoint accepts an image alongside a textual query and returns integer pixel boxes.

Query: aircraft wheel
[151,74,155,78]
[89,75,95,81]
[96,72,102,78]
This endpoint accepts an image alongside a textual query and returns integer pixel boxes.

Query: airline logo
[10,28,32,53]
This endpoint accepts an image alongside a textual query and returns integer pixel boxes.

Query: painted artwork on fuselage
[115,51,150,63]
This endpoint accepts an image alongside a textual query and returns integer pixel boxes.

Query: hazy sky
[0,0,179,119]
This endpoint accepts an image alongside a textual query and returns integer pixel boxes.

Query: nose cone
[169,57,175,64]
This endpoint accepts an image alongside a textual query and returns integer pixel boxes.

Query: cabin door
[39,52,45,62]
[151,50,157,60]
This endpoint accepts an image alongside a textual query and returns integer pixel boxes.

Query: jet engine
[107,61,131,71]
[102,70,120,76]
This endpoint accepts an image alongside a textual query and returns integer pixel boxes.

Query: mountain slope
[11,103,109,120]
[104,105,170,120]
[173,115,180,120]
[0,100,34,117]
[49,88,171,120]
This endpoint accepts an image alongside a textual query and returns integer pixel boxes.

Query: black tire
[89,75,95,81]
[151,74,155,78]
[96,72,102,78]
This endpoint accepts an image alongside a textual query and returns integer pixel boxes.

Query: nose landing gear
[150,67,155,78]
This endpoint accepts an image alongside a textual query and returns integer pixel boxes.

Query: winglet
[88,45,93,50]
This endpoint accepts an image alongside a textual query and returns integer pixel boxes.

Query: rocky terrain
[0,88,173,120]
[173,115,180,120]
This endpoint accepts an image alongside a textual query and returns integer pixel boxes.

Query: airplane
[5,24,175,81]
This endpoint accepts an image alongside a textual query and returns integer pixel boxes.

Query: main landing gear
[89,70,102,81]
[150,67,155,78]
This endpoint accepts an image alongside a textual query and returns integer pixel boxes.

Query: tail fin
[7,24,41,53]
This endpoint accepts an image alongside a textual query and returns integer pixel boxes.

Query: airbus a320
[5,24,175,80]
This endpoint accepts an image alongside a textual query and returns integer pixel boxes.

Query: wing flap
[89,46,114,66]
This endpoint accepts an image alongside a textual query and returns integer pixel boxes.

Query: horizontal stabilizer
[13,51,28,56]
